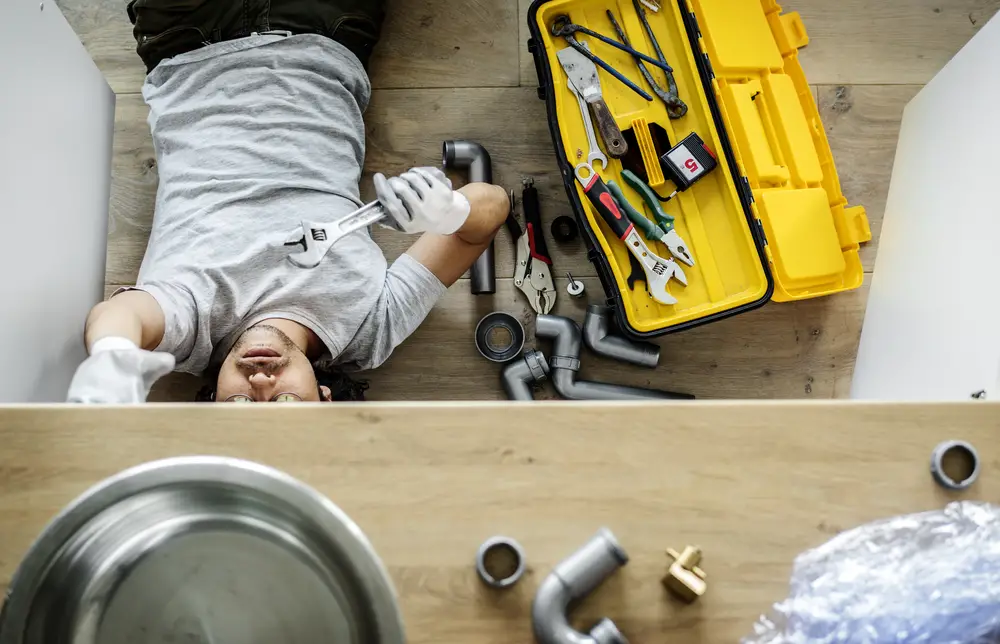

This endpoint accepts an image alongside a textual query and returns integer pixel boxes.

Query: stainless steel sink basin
[0,457,406,644]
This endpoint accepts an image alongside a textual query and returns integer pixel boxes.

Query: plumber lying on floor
[67,1,509,403]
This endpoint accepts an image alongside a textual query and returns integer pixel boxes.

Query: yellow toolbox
[527,0,870,338]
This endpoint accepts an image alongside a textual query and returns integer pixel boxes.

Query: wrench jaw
[666,259,687,286]
[643,271,678,306]
[285,221,335,269]
[587,151,608,172]
[623,228,685,304]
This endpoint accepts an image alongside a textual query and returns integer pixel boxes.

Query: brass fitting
[662,546,707,602]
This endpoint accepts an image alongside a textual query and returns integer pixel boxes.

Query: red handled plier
[507,178,556,314]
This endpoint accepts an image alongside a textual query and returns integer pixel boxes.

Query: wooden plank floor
[60,0,999,401]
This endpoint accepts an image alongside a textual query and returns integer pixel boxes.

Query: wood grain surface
[817,85,921,271]
[55,0,1000,401]
[794,0,998,84]
[54,0,522,94]
[0,403,994,642]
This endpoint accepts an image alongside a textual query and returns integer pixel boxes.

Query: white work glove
[67,337,175,404]
[374,167,471,235]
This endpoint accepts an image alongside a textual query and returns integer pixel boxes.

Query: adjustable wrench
[574,163,686,305]
[284,200,386,268]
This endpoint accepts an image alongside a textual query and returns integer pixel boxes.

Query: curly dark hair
[195,357,369,402]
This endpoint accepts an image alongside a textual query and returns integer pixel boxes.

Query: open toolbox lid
[689,0,871,301]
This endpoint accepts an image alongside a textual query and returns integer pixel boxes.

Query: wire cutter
[621,170,694,266]
[606,6,687,119]
[550,15,673,103]
[508,179,556,314]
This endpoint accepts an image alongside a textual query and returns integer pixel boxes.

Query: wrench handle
[575,165,633,240]
[576,93,598,148]
[589,100,628,158]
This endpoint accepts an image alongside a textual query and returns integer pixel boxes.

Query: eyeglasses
[224,393,303,403]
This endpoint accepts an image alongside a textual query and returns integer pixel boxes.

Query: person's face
[215,324,332,403]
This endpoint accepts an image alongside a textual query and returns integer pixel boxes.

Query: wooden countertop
[0,402,994,642]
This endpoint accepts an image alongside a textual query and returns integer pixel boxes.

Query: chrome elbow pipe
[532,529,630,644]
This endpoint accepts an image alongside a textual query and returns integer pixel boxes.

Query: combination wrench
[567,80,607,171]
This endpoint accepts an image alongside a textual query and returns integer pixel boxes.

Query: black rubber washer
[475,312,525,363]
[551,216,579,243]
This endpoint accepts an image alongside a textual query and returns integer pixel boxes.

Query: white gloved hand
[374,167,471,235]
[67,337,176,404]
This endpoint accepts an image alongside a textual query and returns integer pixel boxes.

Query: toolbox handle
[527,38,549,101]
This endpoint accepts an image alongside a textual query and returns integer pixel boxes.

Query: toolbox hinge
[688,11,702,39]
[757,219,767,246]
[740,176,754,204]
[701,52,714,79]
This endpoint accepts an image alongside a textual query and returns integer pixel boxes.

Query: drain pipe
[535,315,693,400]
[502,350,550,401]
[443,140,495,295]
[532,528,630,644]
[583,305,660,369]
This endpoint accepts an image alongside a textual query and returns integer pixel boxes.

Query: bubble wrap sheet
[743,502,1000,644]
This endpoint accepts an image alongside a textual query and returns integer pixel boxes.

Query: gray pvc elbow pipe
[583,305,660,369]
[535,315,693,400]
[443,140,494,295]
[502,350,550,401]
[532,528,630,644]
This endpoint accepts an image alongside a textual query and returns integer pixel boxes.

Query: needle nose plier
[508,179,557,314]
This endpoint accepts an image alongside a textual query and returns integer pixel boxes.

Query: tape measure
[659,132,718,192]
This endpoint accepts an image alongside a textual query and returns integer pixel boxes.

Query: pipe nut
[931,440,980,490]
[523,350,550,383]
[476,536,526,588]
[548,356,581,372]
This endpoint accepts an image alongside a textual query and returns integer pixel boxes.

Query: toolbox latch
[768,10,810,55]
[842,205,872,246]
[527,38,548,101]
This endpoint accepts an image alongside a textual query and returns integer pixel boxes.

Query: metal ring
[551,216,579,243]
[476,536,526,588]
[931,440,980,490]
[475,313,525,363]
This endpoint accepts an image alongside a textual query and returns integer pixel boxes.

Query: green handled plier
[621,169,695,267]
[607,180,687,287]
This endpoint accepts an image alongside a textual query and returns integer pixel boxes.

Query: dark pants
[127,0,386,73]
